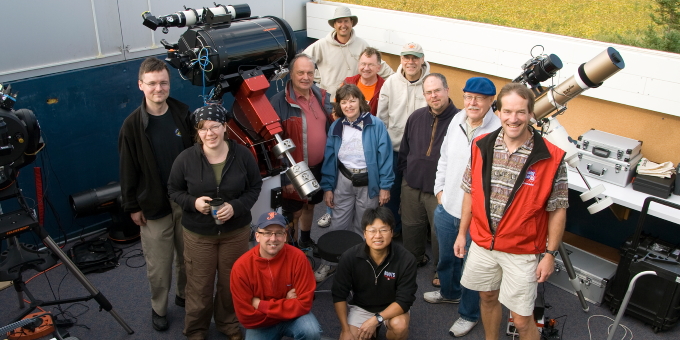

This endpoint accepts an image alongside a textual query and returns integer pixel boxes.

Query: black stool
[315,230,363,290]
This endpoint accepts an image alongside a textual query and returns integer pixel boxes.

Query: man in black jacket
[118,57,193,331]
[398,73,459,285]
[332,207,417,340]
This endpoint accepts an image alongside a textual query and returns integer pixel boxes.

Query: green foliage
[644,0,680,52]
[328,0,679,53]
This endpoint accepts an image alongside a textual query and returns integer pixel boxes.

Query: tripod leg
[13,278,25,309]
[41,235,134,334]
[557,242,589,312]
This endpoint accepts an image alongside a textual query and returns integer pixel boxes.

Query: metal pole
[558,242,589,312]
[606,271,657,340]
[41,235,134,334]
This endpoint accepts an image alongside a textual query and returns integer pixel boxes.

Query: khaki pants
[183,225,250,339]
[401,180,439,266]
[141,200,186,316]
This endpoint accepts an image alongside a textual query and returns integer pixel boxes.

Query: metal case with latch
[577,129,642,163]
[570,149,642,187]
[547,243,618,305]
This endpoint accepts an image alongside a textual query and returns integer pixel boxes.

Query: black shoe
[298,238,320,258]
[175,295,185,308]
[417,254,430,268]
[152,309,168,331]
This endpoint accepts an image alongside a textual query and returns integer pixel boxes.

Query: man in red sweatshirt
[231,212,321,340]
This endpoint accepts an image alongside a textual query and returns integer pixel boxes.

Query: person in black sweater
[332,207,417,340]
[167,104,262,340]
[118,57,193,332]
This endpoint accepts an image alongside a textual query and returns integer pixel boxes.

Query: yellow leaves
[330,0,654,41]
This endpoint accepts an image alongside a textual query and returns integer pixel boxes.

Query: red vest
[469,129,565,254]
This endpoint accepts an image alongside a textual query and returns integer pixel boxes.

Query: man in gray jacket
[425,77,500,337]
[377,42,430,237]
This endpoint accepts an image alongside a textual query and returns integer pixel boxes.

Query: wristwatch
[374,313,384,325]
[544,249,559,258]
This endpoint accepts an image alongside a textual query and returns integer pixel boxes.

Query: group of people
[118,5,568,340]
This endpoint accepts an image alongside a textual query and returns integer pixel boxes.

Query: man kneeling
[332,207,417,340]
[231,212,321,340]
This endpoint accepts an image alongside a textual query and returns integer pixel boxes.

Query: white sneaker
[317,213,332,228]
[423,290,460,304]
[314,264,335,282]
[449,317,478,337]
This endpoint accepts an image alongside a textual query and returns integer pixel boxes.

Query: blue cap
[256,212,287,229]
[463,77,496,96]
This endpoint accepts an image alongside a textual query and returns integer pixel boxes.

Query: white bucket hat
[328,6,358,27]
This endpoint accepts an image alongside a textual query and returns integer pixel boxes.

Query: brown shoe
[227,331,244,340]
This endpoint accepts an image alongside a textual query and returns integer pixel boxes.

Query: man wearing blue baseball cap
[424,77,501,337]
[231,211,321,340]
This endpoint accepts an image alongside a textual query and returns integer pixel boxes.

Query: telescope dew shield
[534,47,625,121]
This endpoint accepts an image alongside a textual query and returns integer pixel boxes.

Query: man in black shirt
[118,57,194,331]
[332,207,417,340]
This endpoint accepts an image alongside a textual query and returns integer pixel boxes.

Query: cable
[24,263,63,284]
[587,315,633,340]
[120,248,145,268]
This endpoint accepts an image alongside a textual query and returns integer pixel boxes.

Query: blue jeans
[384,151,402,234]
[434,205,480,322]
[245,313,321,340]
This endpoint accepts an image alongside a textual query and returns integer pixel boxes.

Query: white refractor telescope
[524,47,625,214]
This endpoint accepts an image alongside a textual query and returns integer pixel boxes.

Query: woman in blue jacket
[316,84,394,282]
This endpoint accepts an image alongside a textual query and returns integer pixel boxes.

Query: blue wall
[5,31,314,243]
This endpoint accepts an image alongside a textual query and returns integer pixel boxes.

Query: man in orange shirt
[342,47,386,115]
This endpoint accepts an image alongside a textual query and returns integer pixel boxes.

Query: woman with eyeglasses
[316,84,394,283]
[168,104,262,340]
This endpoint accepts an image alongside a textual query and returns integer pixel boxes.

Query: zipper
[426,115,438,156]
[365,258,391,285]
[459,124,469,145]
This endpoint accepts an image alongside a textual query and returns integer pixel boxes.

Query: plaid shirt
[462,128,569,232]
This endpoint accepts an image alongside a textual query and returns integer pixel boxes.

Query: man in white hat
[377,42,431,240]
[303,6,393,99]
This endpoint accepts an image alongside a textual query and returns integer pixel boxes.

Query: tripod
[0,181,134,335]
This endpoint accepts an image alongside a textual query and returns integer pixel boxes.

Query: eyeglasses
[424,88,444,97]
[365,229,391,236]
[463,95,489,102]
[257,231,287,238]
[359,62,379,68]
[142,81,170,88]
[197,124,222,134]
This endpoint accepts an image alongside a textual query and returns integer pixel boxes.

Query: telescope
[141,4,320,200]
[0,84,133,334]
[512,47,625,215]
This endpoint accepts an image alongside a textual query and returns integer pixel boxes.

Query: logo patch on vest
[384,271,396,280]
[524,169,537,186]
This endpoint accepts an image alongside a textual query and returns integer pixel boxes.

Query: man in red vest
[342,47,386,116]
[453,83,568,340]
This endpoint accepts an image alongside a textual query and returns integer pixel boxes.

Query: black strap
[338,162,353,181]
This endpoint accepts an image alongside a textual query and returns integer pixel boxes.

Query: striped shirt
[461,128,569,232]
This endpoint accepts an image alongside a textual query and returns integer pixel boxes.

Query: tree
[644,0,680,53]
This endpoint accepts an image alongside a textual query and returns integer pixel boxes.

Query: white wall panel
[0,0,125,82]
[308,1,680,118]
[0,0,309,82]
